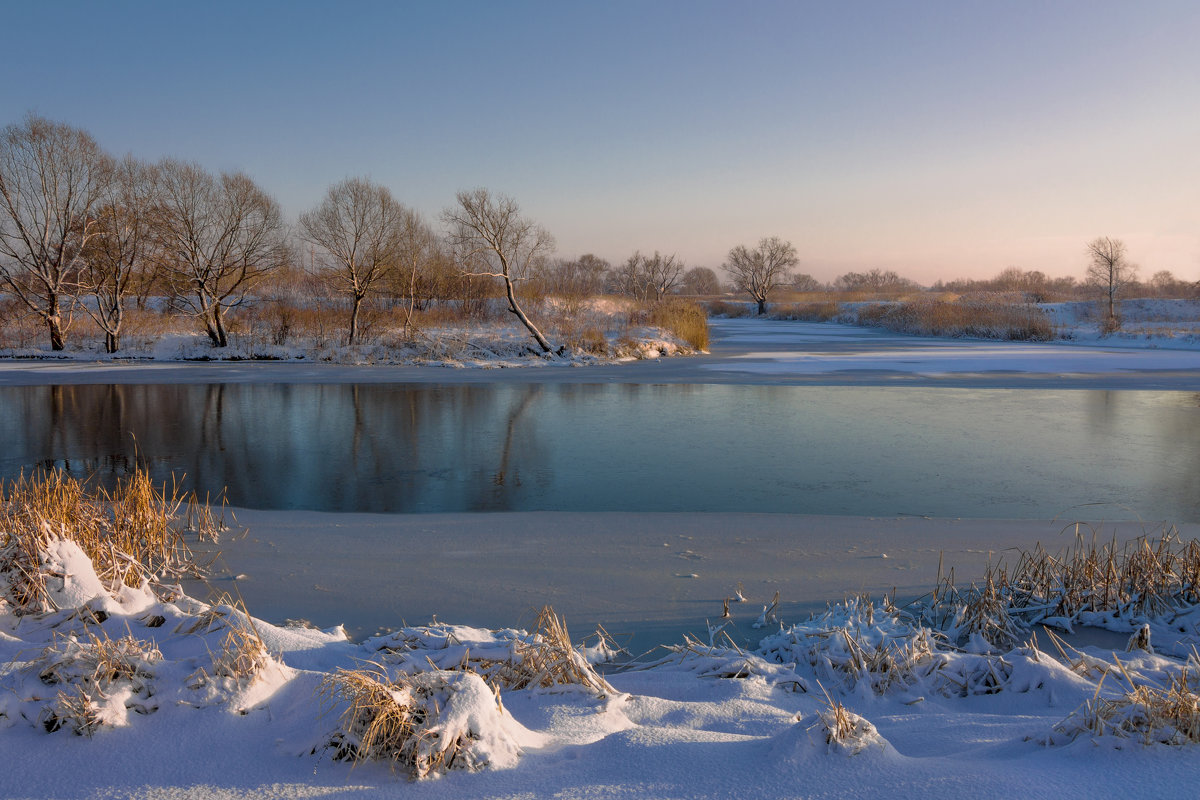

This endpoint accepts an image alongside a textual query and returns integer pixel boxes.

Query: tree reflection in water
[0,383,1197,521]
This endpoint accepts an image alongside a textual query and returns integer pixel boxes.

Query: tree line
[0,114,752,354]
[2,113,1193,354]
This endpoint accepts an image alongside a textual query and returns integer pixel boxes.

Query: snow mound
[770,706,899,762]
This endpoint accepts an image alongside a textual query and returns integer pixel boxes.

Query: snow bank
[6,538,1200,798]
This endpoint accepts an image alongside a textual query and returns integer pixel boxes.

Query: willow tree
[153,160,289,347]
[442,188,555,353]
[724,236,798,315]
[0,114,111,350]
[79,156,158,352]
[300,177,424,345]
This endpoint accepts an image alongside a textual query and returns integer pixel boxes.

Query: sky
[3,0,1197,284]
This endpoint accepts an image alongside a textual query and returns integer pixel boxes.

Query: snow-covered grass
[6,470,1200,798]
[0,296,708,367]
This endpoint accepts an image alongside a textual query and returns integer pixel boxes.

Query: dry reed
[915,526,1200,648]
[0,468,219,614]
[643,299,709,350]
[1045,665,1200,746]
[319,665,508,779]
[35,629,162,734]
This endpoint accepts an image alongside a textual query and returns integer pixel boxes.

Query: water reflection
[0,383,1197,520]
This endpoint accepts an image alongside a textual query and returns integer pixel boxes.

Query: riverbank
[5,509,1200,799]
[2,317,1200,389]
[196,510,1197,655]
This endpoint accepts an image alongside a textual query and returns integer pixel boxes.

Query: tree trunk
[205,307,229,347]
[756,297,767,315]
[503,277,553,353]
[48,315,66,351]
[105,331,120,353]
[348,296,362,346]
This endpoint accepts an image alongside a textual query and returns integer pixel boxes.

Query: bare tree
[0,114,112,350]
[533,254,609,314]
[609,252,648,300]
[153,160,289,347]
[724,236,798,314]
[610,250,684,302]
[790,273,821,292]
[679,265,722,295]
[832,268,917,294]
[300,177,421,345]
[642,251,684,301]
[78,156,158,352]
[393,211,440,336]
[1085,236,1137,320]
[442,188,555,353]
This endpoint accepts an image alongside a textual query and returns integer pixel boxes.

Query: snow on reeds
[365,606,616,697]
[0,468,220,614]
[1045,667,1200,746]
[317,665,535,778]
[35,629,162,734]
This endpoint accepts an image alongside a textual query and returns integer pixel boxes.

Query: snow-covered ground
[4,312,1200,389]
[5,520,1200,799]
[1044,299,1200,347]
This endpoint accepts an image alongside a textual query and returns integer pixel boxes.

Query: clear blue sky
[4,0,1197,283]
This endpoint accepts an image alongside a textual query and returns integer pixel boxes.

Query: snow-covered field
[1044,299,1200,347]
[707,299,1200,380]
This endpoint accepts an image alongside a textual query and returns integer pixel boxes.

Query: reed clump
[814,699,882,754]
[852,294,1053,341]
[319,665,516,779]
[643,299,709,350]
[36,629,162,734]
[502,607,616,694]
[758,595,936,694]
[1044,664,1200,746]
[918,526,1200,642]
[0,468,219,614]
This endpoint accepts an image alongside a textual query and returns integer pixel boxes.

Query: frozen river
[2,318,1199,646]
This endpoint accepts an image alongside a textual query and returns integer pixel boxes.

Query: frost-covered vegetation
[5,470,1200,797]
[0,114,709,364]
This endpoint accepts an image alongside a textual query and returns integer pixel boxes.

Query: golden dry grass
[642,299,710,350]
[853,295,1054,340]
[319,665,503,779]
[0,468,219,613]
[36,629,162,735]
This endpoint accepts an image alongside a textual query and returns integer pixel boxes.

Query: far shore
[4,316,1200,389]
